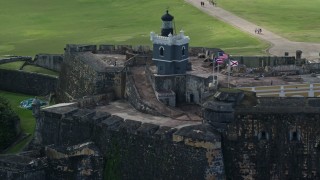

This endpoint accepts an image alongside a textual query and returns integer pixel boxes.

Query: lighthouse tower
[150,10,190,75]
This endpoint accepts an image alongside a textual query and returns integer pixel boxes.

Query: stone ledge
[92,112,111,123]
[101,115,124,131]
[154,126,177,140]
[72,109,96,121]
[137,123,160,136]
[42,106,78,119]
[119,119,142,134]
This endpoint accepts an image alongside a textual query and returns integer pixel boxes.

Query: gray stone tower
[150,10,190,75]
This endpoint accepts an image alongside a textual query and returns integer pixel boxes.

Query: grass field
[0,62,59,76]
[0,0,268,56]
[0,61,25,70]
[219,0,320,42]
[0,91,34,153]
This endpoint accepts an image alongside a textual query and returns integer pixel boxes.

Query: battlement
[40,104,221,145]
[33,104,225,179]
[150,30,190,46]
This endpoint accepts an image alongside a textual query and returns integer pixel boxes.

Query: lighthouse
[150,10,190,75]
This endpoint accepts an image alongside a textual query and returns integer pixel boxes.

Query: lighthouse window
[182,46,185,56]
[258,131,268,140]
[291,131,298,141]
[159,47,164,56]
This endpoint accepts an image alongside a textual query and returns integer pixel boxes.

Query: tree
[0,96,20,150]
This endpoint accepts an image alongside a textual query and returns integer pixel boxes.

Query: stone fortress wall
[27,104,224,179]
[0,69,57,96]
[203,92,320,179]
[224,111,320,179]
[2,44,320,179]
[33,54,63,72]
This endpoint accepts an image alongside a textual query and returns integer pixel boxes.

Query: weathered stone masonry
[32,105,225,179]
[0,69,57,96]
[204,93,320,180]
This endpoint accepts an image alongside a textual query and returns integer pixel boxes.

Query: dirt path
[185,0,320,60]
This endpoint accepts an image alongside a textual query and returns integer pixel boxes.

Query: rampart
[0,56,32,65]
[57,45,130,102]
[34,54,63,72]
[32,105,225,179]
[224,111,320,179]
[0,69,57,96]
[203,93,320,179]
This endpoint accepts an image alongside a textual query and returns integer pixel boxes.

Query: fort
[1,10,320,180]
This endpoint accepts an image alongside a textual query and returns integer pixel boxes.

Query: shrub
[0,96,21,150]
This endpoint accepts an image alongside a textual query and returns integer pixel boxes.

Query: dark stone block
[137,123,159,136]
[72,109,96,121]
[42,106,78,119]
[308,98,320,107]
[119,119,142,134]
[92,112,111,123]
[154,126,177,140]
[101,115,124,131]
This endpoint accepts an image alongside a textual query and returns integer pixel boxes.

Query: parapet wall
[33,105,225,179]
[0,69,57,96]
[34,54,63,72]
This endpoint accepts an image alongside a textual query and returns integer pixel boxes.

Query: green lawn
[219,0,320,42]
[0,0,268,56]
[0,91,34,154]
[0,62,59,76]
[0,61,25,70]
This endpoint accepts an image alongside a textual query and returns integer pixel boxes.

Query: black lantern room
[161,10,174,36]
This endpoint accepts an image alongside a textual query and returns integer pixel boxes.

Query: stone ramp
[130,66,201,121]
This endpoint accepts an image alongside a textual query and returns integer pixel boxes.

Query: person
[259,28,262,34]
[271,80,273,85]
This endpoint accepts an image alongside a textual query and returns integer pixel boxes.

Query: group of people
[210,0,217,6]
[255,28,262,34]
[201,1,217,7]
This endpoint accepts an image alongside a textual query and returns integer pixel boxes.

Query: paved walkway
[185,0,320,60]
